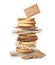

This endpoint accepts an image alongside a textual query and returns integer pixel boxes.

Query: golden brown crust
[17,38,37,42]
[15,26,35,28]
[17,18,35,21]
[14,26,37,30]
[17,36,38,42]
[18,20,36,24]
[18,23,35,27]
[19,41,36,45]
[19,33,36,36]
[16,47,33,53]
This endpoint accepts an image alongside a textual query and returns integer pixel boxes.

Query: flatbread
[24,4,40,17]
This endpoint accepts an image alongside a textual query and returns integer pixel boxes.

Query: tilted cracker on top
[24,4,40,17]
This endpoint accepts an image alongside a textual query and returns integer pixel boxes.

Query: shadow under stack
[10,18,45,60]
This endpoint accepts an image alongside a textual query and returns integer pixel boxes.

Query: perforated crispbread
[24,4,40,17]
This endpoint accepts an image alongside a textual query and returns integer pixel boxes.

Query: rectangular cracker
[21,50,45,60]
[24,4,40,17]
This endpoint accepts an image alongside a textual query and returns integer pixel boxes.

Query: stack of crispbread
[10,3,45,60]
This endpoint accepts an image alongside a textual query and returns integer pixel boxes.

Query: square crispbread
[24,4,40,17]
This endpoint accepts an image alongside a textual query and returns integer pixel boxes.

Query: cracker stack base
[10,18,45,60]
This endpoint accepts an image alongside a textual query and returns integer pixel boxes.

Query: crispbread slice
[24,4,40,17]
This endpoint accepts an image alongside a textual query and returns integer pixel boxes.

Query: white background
[0,0,55,65]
